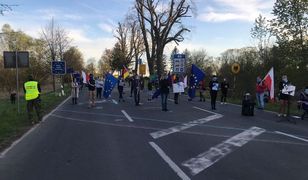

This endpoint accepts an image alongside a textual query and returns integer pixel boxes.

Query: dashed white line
[150,114,223,139]
[149,142,191,180]
[121,110,134,122]
[182,126,266,176]
[275,131,308,143]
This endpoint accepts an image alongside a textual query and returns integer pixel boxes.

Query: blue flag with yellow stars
[103,73,118,99]
[188,64,205,99]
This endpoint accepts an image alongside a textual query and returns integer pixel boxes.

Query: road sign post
[173,54,186,74]
[3,51,29,114]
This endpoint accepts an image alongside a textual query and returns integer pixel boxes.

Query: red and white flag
[263,67,274,100]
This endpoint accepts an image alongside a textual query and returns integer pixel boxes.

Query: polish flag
[263,67,274,101]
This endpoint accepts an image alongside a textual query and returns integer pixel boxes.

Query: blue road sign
[52,61,66,75]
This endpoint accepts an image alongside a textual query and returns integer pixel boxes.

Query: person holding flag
[103,73,118,99]
[87,74,96,108]
[256,76,267,110]
[118,75,125,102]
[188,64,206,101]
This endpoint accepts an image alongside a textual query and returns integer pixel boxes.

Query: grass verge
[0,87,70,152]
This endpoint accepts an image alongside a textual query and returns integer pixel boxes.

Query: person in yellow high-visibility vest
[24,75,41,124]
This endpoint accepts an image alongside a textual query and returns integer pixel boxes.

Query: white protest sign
[282,85,296,96]
[173,82,185,93]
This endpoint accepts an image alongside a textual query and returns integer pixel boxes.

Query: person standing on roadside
[71,78,79,104]
[88,74,96,108]
[209,75,219,110]
[118,76,125,102]
[95,77,104,99]
[173,75,180,104]
[160,74,170,111]
[24,75,42,124]
[199,79,206,102]
[132,72,141,106]
[147,80,153,101]
[256,76,267,110]
[220,78,229,104]
[278,75,290,117]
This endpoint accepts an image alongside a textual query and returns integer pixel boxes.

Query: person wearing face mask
[160,74,170,111]
[278,75,290,117]
[256,76,267,110]
[299,86,308,120]
[209,75,220,110]
[220,78,229,104]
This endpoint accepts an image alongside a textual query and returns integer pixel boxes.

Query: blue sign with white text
[52,61,66,75]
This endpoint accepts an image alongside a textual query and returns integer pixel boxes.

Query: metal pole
[15,50,20,114]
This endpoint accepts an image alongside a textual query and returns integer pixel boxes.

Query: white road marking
[112,99,118,105]
[49,114,308,146]
[275,131,308,143]
[0,95,71,158]
[121,110,134,122]
[193,106,219,115]
[168,99,175,102]
[149,142,191,180]
[182,126,265,176]
[94,106,103,110]
[150,114,223,139]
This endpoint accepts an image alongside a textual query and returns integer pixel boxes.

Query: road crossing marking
[121,110,134,122]
[193,106,219,115]
[149,142,191,180]
[275,131,308,143]
[182,126,265,176]
[150,114,223,139]
[112,99,118,105]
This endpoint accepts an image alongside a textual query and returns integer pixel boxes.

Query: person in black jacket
[160,74,170,111]
[220,78,230,104]
[278,75,290,117]
[132,73,141,106]
[209,75,219,110]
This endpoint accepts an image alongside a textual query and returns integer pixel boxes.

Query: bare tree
[135,0,192,76]
[114,13,144,72]
[0,4,16,15]
[41,18,71,91]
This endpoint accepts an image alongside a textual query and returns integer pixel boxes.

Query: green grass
[0,87,70,151]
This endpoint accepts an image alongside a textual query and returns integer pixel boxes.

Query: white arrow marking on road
[182,126,265,176]
[275,131,308,143]
[121,110,134,122]
[150,114,223,139]
[112,99,118,105]
[149,142,191,180]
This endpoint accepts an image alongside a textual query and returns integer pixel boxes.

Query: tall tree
[251,14,272,64]
[41,18,71,91]
[0,4,16,15]
[270,0,308,63]
[135,0,192,76]
[97,49,112,75]
[63,46,84,73]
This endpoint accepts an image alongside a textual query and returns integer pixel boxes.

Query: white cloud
[98,23,114,33]
[198,0,275,22]
[68,29,116,61]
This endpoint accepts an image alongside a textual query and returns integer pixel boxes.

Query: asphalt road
[1,87,308,180]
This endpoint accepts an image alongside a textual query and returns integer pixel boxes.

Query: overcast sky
[0,0,275,62]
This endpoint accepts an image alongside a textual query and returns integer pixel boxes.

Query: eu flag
[103,73,118,99]
[188,64,205,99]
